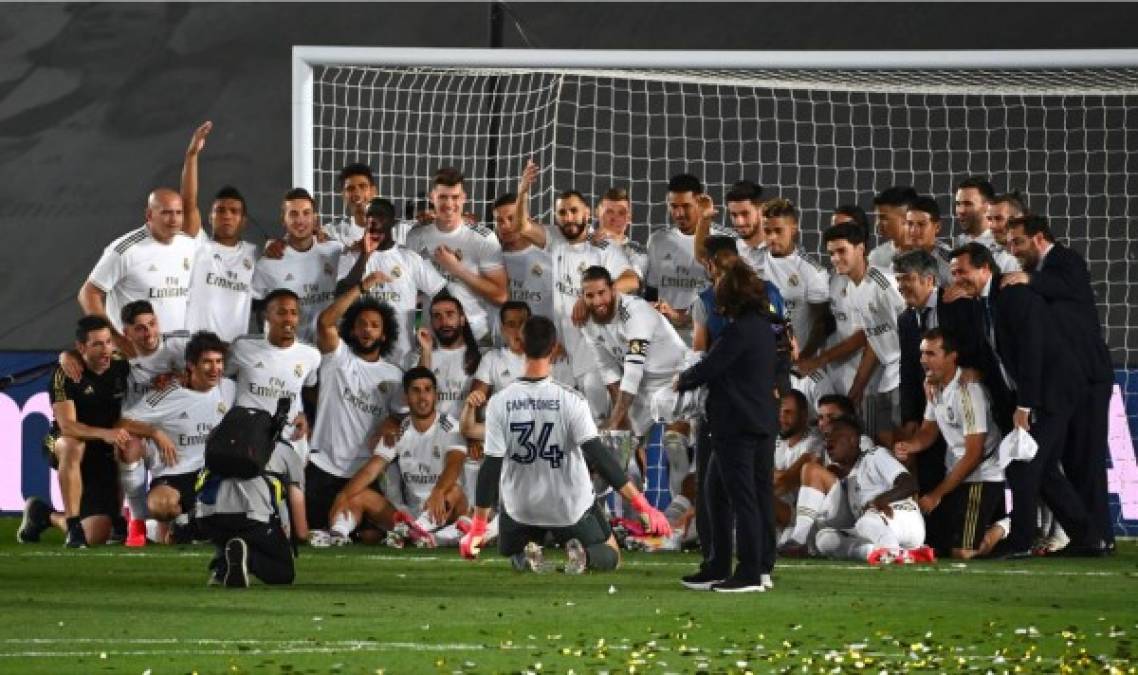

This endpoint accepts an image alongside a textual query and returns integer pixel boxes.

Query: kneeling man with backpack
[196,397,302,587]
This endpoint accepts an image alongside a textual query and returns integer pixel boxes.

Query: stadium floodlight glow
[291,47,1138,399]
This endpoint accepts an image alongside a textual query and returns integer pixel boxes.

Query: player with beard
[20,316,131,548]
[985,192,1027,250]
[328,367,468,548]
[337,197,447,365]
[867,186,918,272]
[405,167,508,342]
[580,266,692,438]
[227,289,321,542]
[80,188,202,336]
[115,331,236,544]
[514,161,638,413]
[592,187,648,280]
[252,189,343,344]
[723,179,768,275]
[324,162,378,248]
[491,193,554,338]
[772,390,825,547]
[761,199,831,360]
[903,196,954,285]
[181,122,259,342]
[953,176,1019,272]
[305,277,407,543]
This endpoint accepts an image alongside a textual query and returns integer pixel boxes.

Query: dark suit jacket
[936,288,1014,432]
[677,309,777,438]
[1030,243,1114,386]
[992,279,1087,414]
[897,303,932,425]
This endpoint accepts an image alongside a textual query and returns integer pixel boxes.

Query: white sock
[855,511,899,550]
[433,522,462,547]
[413,511,440,532]
[120,461,148,520]
[789,487,824,545]
[484,514,499,543]
[331,511,356,539]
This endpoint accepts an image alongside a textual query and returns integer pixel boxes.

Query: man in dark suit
[948,242,1102,557]
[892,249,948,550]
[1003,215,1115,550]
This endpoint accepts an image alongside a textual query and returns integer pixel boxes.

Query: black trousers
[1004,408,1096,551]
[1062,381,1114,545]
[200,514,295,585]
[703,430,775,582]
[694,422,714,568]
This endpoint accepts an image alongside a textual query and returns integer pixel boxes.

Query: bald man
[80,188,205,334]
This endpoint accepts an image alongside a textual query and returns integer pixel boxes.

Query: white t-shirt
[766,248,830,347]
[251,241,343,345]
[955,230,1020,273]
[185,239,258,342]
[847,266,906,393]
[87,226,201,333]
[583,294,690,395]
[125,331,190,408]
[484,376,599,527]
[924,370,1004,484]
[646,227,706,315]
[825,274,864,396]
[405,345,475,421]
[228,336,321,437]
[375,412,466,515]
[735,238,769,278]
[846,446,911,515]
[502,244,554,322]
[405,223,505,340]
[774,429,825,473]
[310,341,408,478]
[473,347,574,392]
[867,240,898,273]
[123,379,236,477]
[339,245,447,364]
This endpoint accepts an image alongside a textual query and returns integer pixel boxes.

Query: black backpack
[204,397,291,479]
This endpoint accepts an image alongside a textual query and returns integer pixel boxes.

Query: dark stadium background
[1,2,1137,533]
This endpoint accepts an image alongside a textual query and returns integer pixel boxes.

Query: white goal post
[290,47,1138,370]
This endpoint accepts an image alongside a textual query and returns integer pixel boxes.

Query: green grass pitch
[0,518,1135,674]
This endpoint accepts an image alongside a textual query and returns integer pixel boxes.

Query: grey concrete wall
[1,2,1136,351]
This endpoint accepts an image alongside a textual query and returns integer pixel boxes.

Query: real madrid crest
[323,262,334,276]
[391,265,403,278]
[531,264,543,277]
[454,249,464,261]
[788,273,800,287]
[378,381,390,393]
[432,446,441,459]
[183,257,191,271]
[294,363,303,378]
[217,402,228,415]
[578,261,587,273]
[243,258,253,270]
[944,406,957,424]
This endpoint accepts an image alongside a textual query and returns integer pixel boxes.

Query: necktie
[981,296,995,347]
[918,306,932,331]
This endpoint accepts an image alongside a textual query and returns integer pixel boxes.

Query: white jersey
[310,341,408,479]
[405,222,505,340]
[501,244,554,322]
[185,239,258,342]
[474,347,575,392]
[87,226,201,333]
[251,241,343,344]
[228,336,321,439]
[646,227,706,315]
[766,249,830,347]
[326,217,416,250]
[955,230,1020,273]
[584,294,691,395]
[620,238,649,280]
[340,245,447,364]
[867,240,898,273]
[847,266,906,393]
[484,377,599,527]
[375,413,466,515]
[125,331,190,408]
[846,446,912,515]
[774,428,825,473]
[405,345,475,421]
[735,238,769,278]
[924,370,1004,484]
[124,379,236,477]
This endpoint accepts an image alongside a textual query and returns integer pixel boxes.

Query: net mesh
[309,64,1138,375]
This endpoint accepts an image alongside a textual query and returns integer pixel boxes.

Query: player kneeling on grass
[326,367,469,548]
[785,415,934,565]
[459,315,671,573]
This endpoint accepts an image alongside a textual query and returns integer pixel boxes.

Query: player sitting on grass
[772,390,825,548]
[785,415,934,565]
[327,367,469,548]
[460,315,671,573]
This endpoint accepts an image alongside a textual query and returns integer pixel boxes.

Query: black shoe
[986,541,1032,560]
[107,515,127,546]
[1052,541,1112,558]
[681,569,727,591]
[65,523,88,549]
[223,538,249,588]
[17,497,51,543]
[712,576,765,594]
[169,517,195,545]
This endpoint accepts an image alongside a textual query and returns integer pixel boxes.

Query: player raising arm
[460,315,670,573]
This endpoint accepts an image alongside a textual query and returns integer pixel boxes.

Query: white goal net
[293,47,1138,422]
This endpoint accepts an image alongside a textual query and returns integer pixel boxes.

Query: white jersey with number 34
[484,377,599,528]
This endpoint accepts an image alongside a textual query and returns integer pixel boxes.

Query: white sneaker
[511,542,548,573]
[308,529,333,548]
[563,538,587,575]
[761,574,773,591]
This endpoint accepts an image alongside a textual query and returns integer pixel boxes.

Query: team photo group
[16,116,1116,595]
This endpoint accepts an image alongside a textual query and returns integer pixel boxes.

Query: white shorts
[629,373,678,437]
